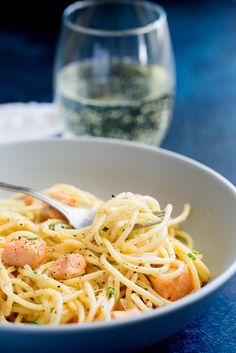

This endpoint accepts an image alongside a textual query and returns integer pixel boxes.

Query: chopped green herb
[187,253,196,261]
[102,226,109,232]
[27,321,38,325]
[49,224,55,230]
[143,288,148,291]
[61,225,65,229]
[108,287,115,299]
[113,262,119,266]
[96,281,101,288]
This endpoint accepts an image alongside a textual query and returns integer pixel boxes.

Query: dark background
[0,0,236,352]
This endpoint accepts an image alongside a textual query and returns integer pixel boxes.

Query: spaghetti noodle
[0,184,210,324]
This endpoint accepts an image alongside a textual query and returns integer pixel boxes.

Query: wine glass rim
[63,0,167,37]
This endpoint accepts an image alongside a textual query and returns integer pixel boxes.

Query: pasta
[0,184,210,325]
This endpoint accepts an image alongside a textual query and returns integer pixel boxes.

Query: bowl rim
[0,137,235,333]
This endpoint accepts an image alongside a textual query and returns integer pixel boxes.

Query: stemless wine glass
[54,0,175,145]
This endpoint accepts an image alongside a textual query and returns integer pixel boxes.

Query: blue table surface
[0,0,235,352]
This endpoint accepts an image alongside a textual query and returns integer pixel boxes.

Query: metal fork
[133,210,166,230]
[0,181,96,228]
[0,181,166,230]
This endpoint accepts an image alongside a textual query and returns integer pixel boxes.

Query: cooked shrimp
[24,193,78,207]
[67,317,78,324]
[150,262,194,301]
[24,193,78,221]
[24,195,64,221]
[45,193,78,219]
[47,193,78,207]
[24,196,34,206]
[111,308,140,320]
[2,237,47,269]
[49,253,87,280]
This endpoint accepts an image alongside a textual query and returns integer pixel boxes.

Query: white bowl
[0,138,235,353]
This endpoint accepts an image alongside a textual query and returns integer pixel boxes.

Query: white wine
[55,61,174,144]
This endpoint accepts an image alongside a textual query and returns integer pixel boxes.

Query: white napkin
[0,102,63,143]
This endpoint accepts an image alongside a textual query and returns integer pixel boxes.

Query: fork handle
[0,181,70,216]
